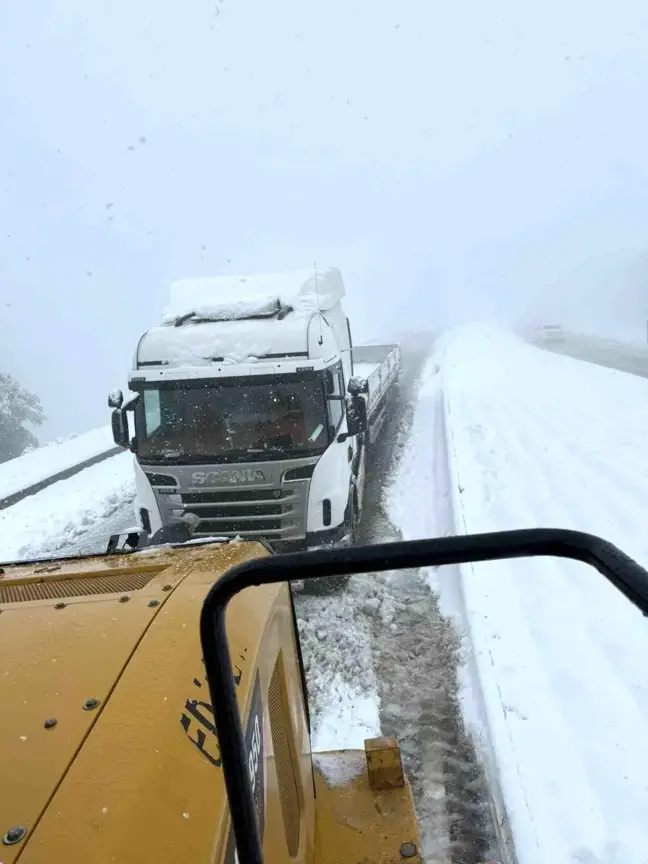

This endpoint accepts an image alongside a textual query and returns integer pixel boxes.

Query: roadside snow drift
[0,426,116,502]
[390,323,648,864]
[0,452,135,561]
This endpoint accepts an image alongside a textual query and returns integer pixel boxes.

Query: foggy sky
[2,0,648,440]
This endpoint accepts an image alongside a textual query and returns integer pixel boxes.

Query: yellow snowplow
[0,538,422,864]
[1,527,647,863]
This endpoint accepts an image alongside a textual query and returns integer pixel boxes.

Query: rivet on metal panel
[3,826,27,846]
[400,842,418,859]
[119,595,130,603]
[148,599,160,607]
[54,602,66,610]
[83,698,100,711]
[44,718,58,729]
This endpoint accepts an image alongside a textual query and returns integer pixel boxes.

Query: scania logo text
[191,469,266,486]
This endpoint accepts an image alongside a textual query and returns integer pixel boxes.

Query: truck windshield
[134,378,329,462]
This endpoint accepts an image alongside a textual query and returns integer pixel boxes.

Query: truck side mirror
[348,376,369,396]
[111,409,130,449]
[108,389,124,409]
[344,394,367,437]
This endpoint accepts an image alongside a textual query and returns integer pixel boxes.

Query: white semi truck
[109,268,400,550]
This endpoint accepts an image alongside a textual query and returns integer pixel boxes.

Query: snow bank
[385,355,440,543]
[163,267,344,323]
[313,751,367,787]
[295,580,382,754]
[0,426,116,503]
[310,679,381,753]
[434,323,648,864]
[0,451,135,561]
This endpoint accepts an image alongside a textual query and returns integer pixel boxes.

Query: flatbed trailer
[352,344,400,444]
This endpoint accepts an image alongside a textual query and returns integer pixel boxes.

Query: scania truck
[109,267,400,550]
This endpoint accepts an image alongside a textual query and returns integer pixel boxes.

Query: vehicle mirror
[325,369,336,395]
[348,376,369,396]
[345,394,367,437]
[108,388,124,409]
[111,409,130,449]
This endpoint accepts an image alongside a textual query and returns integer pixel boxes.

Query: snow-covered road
[389,324,648,864]
[534,328,648,379]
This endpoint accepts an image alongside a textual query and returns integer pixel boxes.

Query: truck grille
[180,487,302,539]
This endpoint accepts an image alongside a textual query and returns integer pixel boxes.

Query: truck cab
[110,269,399,551]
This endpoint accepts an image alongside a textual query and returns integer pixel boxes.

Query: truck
[109,267,400,551]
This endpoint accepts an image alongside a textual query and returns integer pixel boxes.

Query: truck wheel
[346,496,359,547]
[300,500,357,595]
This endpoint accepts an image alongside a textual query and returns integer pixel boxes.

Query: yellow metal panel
[0,546,197,611]
[3,540,418,864]
[313,750,423,864]
[0,595,166,864]
[0,552,165,581]
[252,592,316,864]
[18,541,275,864]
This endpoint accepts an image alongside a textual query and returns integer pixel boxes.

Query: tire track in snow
[359,348,452,863]
[380,352,500,864]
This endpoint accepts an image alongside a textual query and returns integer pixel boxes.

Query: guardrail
[529,329,648,379]
[0,445,123,511]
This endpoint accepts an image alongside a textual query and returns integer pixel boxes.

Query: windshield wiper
[245,446,285,453]
[150,451,189,461]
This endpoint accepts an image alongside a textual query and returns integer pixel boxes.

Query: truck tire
[300,498,357,595]
[344,495,359,547]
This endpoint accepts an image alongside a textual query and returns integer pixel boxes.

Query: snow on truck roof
[162,267,345,324]
[136,313,311,369]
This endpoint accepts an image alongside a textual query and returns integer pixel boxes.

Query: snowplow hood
[0,540,274,863]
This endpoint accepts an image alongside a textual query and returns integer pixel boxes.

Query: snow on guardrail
[0,427,122,510]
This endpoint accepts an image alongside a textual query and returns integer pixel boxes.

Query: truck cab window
[134,378,330,461]
[326,365,345,432]
[144,390,162,436]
